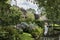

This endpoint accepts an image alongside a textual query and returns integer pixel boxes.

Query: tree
[0,5,22,25]
[0,0,23,25]
[36,0,60,23]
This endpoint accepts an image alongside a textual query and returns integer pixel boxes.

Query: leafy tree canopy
[36,0,60,23]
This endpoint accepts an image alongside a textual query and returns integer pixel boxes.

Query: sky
[10,0,42,14]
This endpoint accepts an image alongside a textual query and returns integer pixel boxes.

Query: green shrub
[20,33,34,40]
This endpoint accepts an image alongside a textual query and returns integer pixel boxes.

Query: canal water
[38,36,60,40]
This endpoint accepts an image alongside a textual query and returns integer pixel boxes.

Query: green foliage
[19,10,35,23]
[0,5,22,25]
[26,13,35,23]
[15,22,43,39]
[0,26,35,40]
[20,33,34,40]
[30,26,43,39]
[0,0,8,3]
[36,0,60,22]
[0,0,44,40]
[0,26,21,40]
[27,8,35,14]
[35,20,44,27]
